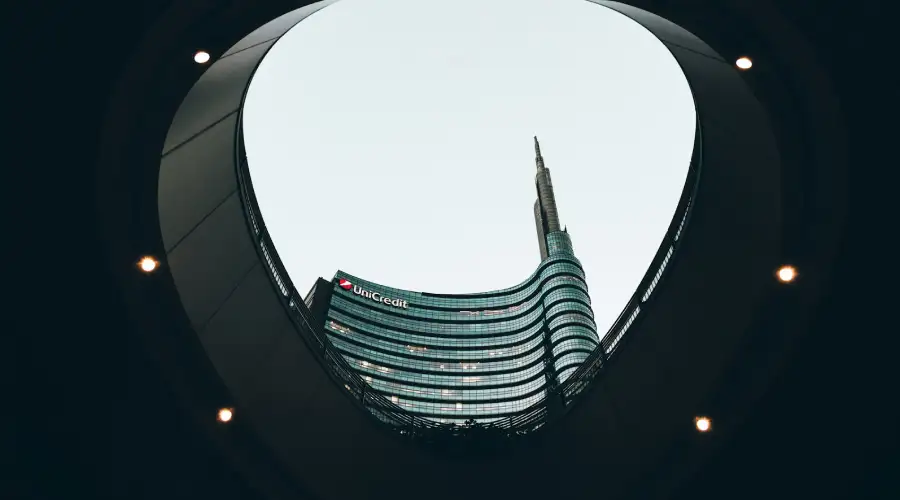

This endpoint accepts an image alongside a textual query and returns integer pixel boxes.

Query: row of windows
[374,390,548,418]
[548,313,597,333]
[549,328,598,349]
[329,312,579,353]
[365,373,548,403]
[549,324,598,345]
[554,348,594,364]
[602,305,641,355]
[545,300,596,322]
[331,332,548,370]
[338,255,583,299]
[332,339,545,386]
[327,309,548,348]
[333,257,585,309]
[558,365,580,382]
[332,272,589,321]
[542,287,591,306]
[327,309,596,378]
[328,335,599,383]
[336,340,595,393]
[330,294,592,341]
[327,322,548,362]
[331,287,590,336]
[328,328,549,373]
[334,302,546,336]
[642,245,674,303]
[546,233,576,257]
[552,338,598,359]
[554,351,595,383]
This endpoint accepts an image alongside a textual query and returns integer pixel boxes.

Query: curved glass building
[306,138,598,424]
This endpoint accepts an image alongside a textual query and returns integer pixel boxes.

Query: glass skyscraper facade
[307,139,598,424]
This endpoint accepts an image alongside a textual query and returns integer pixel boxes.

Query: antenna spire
[534,136,545,169]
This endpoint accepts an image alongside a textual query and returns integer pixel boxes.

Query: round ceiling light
[695,416,712,432]
[217,407,234,423]
[193,51,211,64]
[138,256,159,273]
[777,265,798,283]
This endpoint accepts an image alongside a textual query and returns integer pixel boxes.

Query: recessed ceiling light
[735,56,753,70]
[217,408,233,423]
[695,416,711,432]
[193,51,211,64]
[138,256,159,273]
[777,265,797,283]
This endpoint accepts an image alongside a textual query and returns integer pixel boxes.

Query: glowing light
[735,56,752,70]
[194,51,211,64]
[695,416,711,432]
[777,265,797,283]
[138,256,159,273]
[217,408,233,423]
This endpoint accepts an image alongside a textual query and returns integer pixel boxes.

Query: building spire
[534,136,545,170]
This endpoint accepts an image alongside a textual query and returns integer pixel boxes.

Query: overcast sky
[242,0,696,337]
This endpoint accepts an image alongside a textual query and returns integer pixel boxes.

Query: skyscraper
[307,139,599,424]
[533,136,573,260]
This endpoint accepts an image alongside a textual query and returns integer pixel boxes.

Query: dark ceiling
[12,1,893,499]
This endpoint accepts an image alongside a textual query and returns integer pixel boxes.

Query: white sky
[243,0,696,337]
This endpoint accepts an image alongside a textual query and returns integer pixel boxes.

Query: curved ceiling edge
[588,2,847,498]
[225,2,780,499]
[96,3,346,500]
[527,3,783,498]
[93,1,848,500]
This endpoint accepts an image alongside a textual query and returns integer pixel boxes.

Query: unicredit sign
[338,279,409,309]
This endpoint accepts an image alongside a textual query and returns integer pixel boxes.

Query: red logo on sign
[339,279,352,290]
